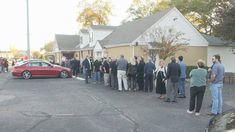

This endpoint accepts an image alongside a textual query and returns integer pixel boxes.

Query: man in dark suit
[82,56,91,84]
[144,58,156,92]
[164,57,181,102]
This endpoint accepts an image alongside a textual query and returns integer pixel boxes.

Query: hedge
[186,66,209,78]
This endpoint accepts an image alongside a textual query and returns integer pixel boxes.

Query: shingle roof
[80,29,89,34]
[202,34,235,46]
[99,8,173,46]
[90,25,116,30]
[80,44,95,50]
[55,34,80,51]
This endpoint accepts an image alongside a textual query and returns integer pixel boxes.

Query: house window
[96,51,102,57]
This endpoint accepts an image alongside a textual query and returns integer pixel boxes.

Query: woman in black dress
[155,60,167,99]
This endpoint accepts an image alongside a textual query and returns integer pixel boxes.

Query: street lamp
[26,0,30,59]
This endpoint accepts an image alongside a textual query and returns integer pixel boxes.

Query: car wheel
[22,71,31,79]
[60,71,68,78]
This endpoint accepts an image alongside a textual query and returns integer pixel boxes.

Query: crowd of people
[60,53,224,117]
[0,57,9,73]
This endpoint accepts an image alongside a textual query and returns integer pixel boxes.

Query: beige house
[53,34,80,64]
[95,7,209,65]
[52,7,235,73]
[76,25,116,60]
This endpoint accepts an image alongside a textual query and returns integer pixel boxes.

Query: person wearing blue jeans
[210,83,223,114]
[93,59,102,83]
[208,54,224,116]
[178,56,186,98]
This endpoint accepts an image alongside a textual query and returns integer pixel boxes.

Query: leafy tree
[9,45,18,58]
[214,0,235,41]
[140,27,189,60]
[126,0,230,35]
[126,0,157,20]
[40,41,54,53]
[32,51,41,59]
[76,0,112,28]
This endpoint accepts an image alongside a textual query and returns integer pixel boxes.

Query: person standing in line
[93,59,102,83]
[155,60,167,99]
[109,58,118,89]
[76,59,81,76]
[164,57,180,102]
[4,58,9,72]
[127,58,138,91]
[61,56,66,67]
[89,57,93,78]
[116,55,128,91]
[102,57,110,86]
[187,59,207,116]
[82,55,91,84]
[144,58,156,92]
[70,58,76,76]
[108,57,112,88]
[137,57,145,91]
[178,56,187,98]
[208,54,225,116]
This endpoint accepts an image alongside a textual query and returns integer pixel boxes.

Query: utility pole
[26,0,30,59]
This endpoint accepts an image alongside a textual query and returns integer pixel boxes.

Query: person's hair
[134,56,137,60]
[120,55,124,58]
[213,54,221,62]
[178,56,183,61]
[197,59,205,68]
[159,59,164,65]
[171,56,176,62]
[140,57,144,61]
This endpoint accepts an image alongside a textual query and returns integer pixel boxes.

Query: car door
[40,62,58,77]
[27,62,41,76]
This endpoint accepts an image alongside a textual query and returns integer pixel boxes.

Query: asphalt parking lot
[0,72,234,132]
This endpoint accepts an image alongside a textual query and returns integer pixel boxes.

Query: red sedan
[12,60,72,79]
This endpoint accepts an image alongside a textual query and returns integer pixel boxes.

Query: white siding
[208,46,235,73]
[157,9,208,47]
[93,42,104,59]
[94,42,103,51]
[136,8,208,47]
[79,33,89,48]
[90,29,113,47]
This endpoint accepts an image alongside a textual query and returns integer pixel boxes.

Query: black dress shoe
[164,98,170,102]
[178,96,186,98]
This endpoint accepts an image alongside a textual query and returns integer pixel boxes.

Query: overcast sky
[0,0,132,51]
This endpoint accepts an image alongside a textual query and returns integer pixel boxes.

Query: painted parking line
[75,77,85,81]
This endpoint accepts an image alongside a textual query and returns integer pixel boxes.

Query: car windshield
[15,60,28,66]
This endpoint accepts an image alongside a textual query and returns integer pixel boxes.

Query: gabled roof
[90,25,116,30]
[99,8,173,46]
[55,34,80,51]
[80,44,95,51]
[80,29,89,34]
[202,34,235,46]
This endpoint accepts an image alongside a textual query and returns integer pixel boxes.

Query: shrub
[186,66,209,78]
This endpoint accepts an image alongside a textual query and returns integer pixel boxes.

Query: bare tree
[139,27,189,60]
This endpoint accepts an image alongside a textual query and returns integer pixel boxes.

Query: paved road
[0,72,234,132]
